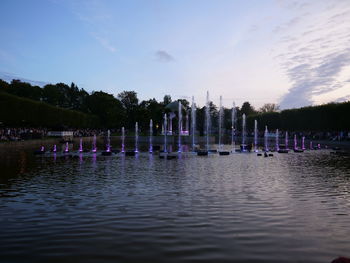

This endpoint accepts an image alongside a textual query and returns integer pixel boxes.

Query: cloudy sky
[0,0,349,109]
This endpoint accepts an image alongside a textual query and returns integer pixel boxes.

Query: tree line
[0,78,349,133]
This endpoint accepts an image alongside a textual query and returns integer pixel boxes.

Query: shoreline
[0,136,349,150]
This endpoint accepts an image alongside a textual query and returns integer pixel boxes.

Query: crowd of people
[246,130,350,141]
[1,126,349,142]
[0,127,105,141]
[0,127,48,141]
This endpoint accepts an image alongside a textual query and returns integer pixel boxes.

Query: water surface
[1,145,350,262]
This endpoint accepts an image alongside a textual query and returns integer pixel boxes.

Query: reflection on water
[0,144,350,263]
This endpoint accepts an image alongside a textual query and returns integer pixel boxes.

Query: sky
[0,0,350,109]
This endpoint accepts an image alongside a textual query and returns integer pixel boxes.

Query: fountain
[92,135,97,153]
[191,96,196,151]
[178,101,182,153]
[293,134,303,152]
[185,112,189,135]
[310,141,313,150]
[149,119,153,153]
[254,120,258,152]
[231,102,236,152]
[275,129,279,151]
[263,126,268,152]
[64,142,69,153]
[302,136,305,150]
[206,91,210,152]
[102,130,112,156]
[79,138,83,153]
[121,127,125,153]
[135,122,139,153]
[52,144,57,153]
[34,145,45,155]
[277,130,289,153]
[164,113,168,153]
[241,114,247,151]
[218,96,230,155]
[218,96,223,151]
[169,115,173,135]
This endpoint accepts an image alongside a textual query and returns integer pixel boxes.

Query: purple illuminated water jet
[149,120,153,153]
[254,120,258,152]
[178,101,182,153]
[79,138,83,152]
[64,142,69,153]
[135,122,139,153]
[92,135,97,153]
[106,130,111,152]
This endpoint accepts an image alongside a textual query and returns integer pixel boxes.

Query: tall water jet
[185,112,189,134]
[205,91,210,152]
[169,116,173,135]
[64,142,69,153]
[254,120,258,152]
[178,101,182,153]
[106,130,111,152]
[231,102,236,152]
[121,127,125,153]
[163,113,167,153]
[191,96,196,151]
[294,134,297,150]
[79,138,83,153]
[302,136,305,150]
[92,135,97,152]
[149,119,153,153]
[275,129,279,151]
[264,126,268,151]
[285,131,289,150]
[242,113,246,151]
[135,122,139,153]
[218,95,223,151]
[310,141,313,150]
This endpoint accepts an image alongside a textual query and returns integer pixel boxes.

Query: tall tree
[241,101,256,116]
[86,91,125,128]
[117,91,139,128]
[259,103,280,113]
[163,95,172,105]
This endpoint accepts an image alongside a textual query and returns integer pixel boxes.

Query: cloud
[64,0,117,53]
[333,94,350,103]
[92,34,116,53]
[155,50,174,63]
[0,72,48,87]
[273,1,350,108]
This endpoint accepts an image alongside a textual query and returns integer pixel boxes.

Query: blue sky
[1,0,350,109]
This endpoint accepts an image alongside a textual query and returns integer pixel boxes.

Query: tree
[241,101,256,116]
[86,91,125,128]
[163,95,172,105]
[117,91,139,128]
[178,99,190,110]
[139,98,164,135]
[0,79,9,92]
[259,103,280,113]
[8,79,42,101]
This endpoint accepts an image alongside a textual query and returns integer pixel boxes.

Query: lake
[1,142,350,262]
